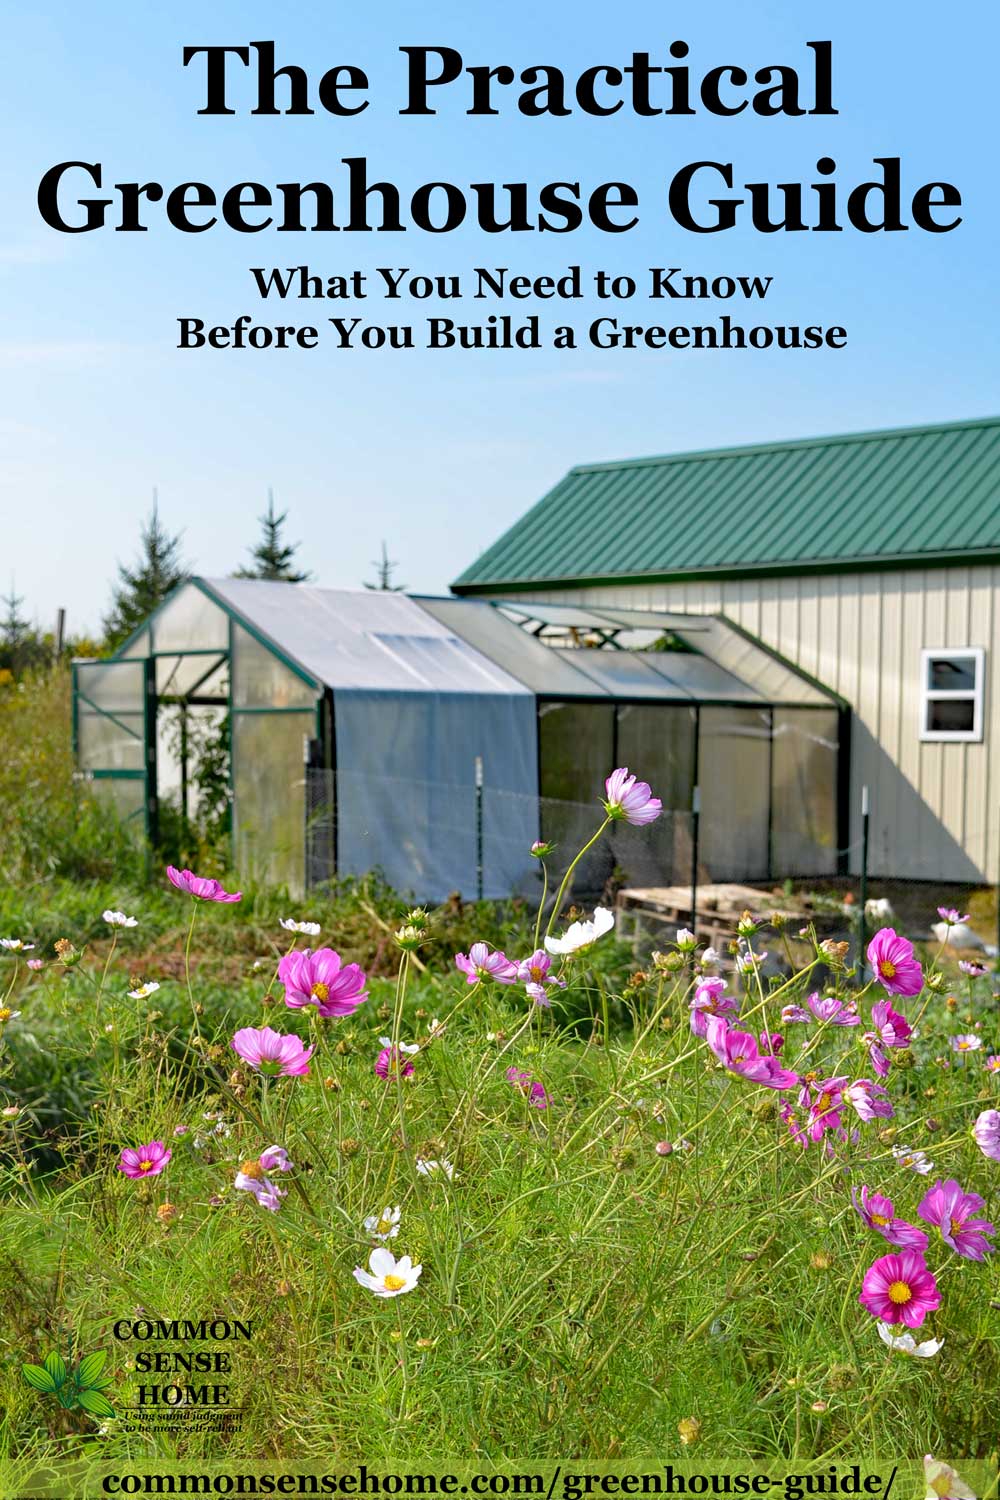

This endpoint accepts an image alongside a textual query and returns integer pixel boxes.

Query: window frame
[919,646,985,744]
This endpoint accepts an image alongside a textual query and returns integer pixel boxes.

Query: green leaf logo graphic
[77,1389,115,1418]
[43,1351,68,1387]
[22,1363,58,1393]
[76,1350,108,1388]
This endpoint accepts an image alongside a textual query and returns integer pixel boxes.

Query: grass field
[0,670,998,1477]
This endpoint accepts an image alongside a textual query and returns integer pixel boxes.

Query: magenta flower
[918,1178,996,1260]
[937,906,970,925]
[867,928,923,997]
[807,992,860,1027]
[166,866,242,903]
[278,948,368,1018]
[505,1066,549,1109]
[780,1103,811,1148]
[603,767,662,826]
[864,998,912,1077]
[798,1075,849,1141]
[973,1109,1000,1161]
[235,1145,292,1212]
[454,942,518,985]
[704,1017,798,1090]
[375,1039,419,1080]
[844,1078,894,1122]
[860,1248,940,1327]
[760,1030,784,1056]
[781,1004,811,1025]
[851,1185,929,1250]
[118,1141,171,1179]
[689,977,740,1037]
[516,949,566,1007]
[230,1026,313,1077]
[985,1055,1000,1073]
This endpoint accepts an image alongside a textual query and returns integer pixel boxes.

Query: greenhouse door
[73,658,156,839]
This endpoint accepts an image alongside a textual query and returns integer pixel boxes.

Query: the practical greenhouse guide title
[37,40,963,236]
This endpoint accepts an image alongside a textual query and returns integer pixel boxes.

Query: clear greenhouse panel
[770,709,840,874]
[149,585,229,655]
[697,706,772,880]
[232,710,312,893]
[231,622,317,709]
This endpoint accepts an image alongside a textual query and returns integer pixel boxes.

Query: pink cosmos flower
[516,949,566,1007]
[950,1033,982,1055]
[807,992,860,1027]
[235,1145,292,1211]
[689,977,740,1038]
[844,1078,894,1122]
[375,1039,418,1080]
[923,1457,977,1500]
[704,1017,799,1090]
[864,998,913,1077]
[26,958,44,971]
[973,1109,1000,1162]
[958,959,987,978]
[859,1248,941,1328]
[918,1178,996,1260]
[454,942,518,985]
[278,948,368,1017]
[781,1004,811,1025]
[166,866,242,903]
[867,928,923,997]
[118,1141,171,1179]
[230,1026,313,1077]
[936,907,970,926]
[797,1075,849,1141]
[851,1185,929,1250]
[985,1055,1000,1073]
[505,1066,549,1109]
[603,767,662,826]
[780,1103,811,1149]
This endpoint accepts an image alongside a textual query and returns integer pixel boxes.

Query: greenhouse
[72,579,848,899]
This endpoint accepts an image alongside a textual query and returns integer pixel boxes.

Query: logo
[22,1348,115,1420]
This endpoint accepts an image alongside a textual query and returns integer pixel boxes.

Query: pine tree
[363,541,405,592]
[103,495,187,651]
[0,579,44,675]
[235,490,311,582]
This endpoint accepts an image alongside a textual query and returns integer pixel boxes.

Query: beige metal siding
[490,568,998,883]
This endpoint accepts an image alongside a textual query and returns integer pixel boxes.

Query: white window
[919,647,985,742]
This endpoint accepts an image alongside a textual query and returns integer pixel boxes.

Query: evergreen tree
[363,541,405,592]
[103,495,186,651]
[0,580,44,676]
[235,490,311,582]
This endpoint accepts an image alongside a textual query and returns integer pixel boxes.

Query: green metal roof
[452,416,1000,593]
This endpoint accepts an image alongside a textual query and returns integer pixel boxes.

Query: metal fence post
[475,755,484,902]
[690,784,701,938]
[858,784,870,979]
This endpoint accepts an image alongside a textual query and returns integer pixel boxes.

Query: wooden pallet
[615,882,808,953]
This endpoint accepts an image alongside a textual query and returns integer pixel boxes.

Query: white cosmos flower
[700,946,722,966]
[353,1247,422,1298]
[0,939,34,952]
[877,1323,943,1357]
[924,1457,977,1500]
[364,1205,402,1240]
[415,1157,454,1180]
[280,918,321,935]
[544,905,615,955]
[675,927,696,949]
[0,1008,22,1022]
[103,910,138,928]
[427,1017,446,1038]
[892,1144,935,1174]
[127,980,161,1000]
[378,1036,420,1054]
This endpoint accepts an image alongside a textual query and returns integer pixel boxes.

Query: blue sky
[2,0,998,634]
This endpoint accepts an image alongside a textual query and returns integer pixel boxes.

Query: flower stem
[545,816,612,938]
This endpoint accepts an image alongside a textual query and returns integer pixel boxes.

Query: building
[72,578,838,898]
[453,415,1000,884]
